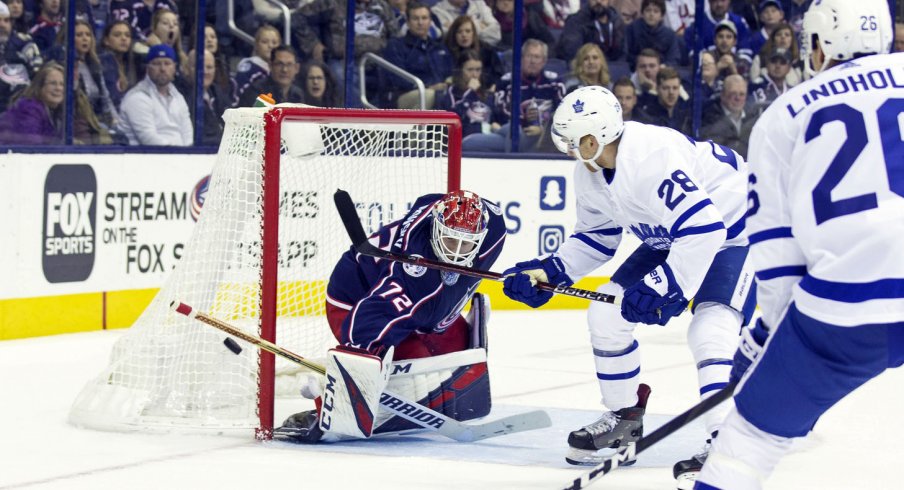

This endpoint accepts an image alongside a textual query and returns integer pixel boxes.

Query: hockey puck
[223,337,243,355]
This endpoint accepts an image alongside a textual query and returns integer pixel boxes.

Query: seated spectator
[612,0,641,24]
[557,0,625,62]
[896,21,904,53]
[541,0,580,30]
[490,0,554,51]
[612,76,637,121]
[390,0,442,41]
[199,23,235,104]
[234,24,281,104]
[563,43,611,93]
[625,0,680,69]
[288,0,338,63]
[749,46,791,109]
[463,38,564,152]
[635,66,690,134]
[147,9,188,76]
[432,0,501,47]
[186,49,227,145]
[100,21,140,110]
[0,1,41,76]
[684,0,750,57]
[383,2,453,109]
[329,0,399,106]
[436,50,500,138]
[663,0,694,35]
[70,20,119,128]
[299,60,340,107]
[782,0,811,36]
[28,0,62,55]
[7,0,30,35]
[118,44,192,146]
[749,22,800,85]
[698,50,723,103]
[699,74,757,157]
[444,15,505,89]
[707,19,751,80]
[110,0,177,46]
[237,45,304,107]
[631,47,660,104]
[748,0,784,57]
[0,61,62,144]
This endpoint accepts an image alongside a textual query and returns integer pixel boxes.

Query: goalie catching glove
[502,256,573,308]
[621,264,688,326]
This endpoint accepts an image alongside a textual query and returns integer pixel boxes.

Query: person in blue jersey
[279,190,507,443]
[695,1,902,489]
[502,85,756,488]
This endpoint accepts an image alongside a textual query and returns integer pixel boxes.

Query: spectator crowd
[0,0,901,154]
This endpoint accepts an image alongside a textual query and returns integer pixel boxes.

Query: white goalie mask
[430,190,490,266]
[802,0,893,77]
[551,86,624,167]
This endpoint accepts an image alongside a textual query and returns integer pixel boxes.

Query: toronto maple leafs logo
[572,99,584,113]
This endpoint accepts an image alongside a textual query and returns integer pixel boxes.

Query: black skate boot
[673,431,716,489]
[565,383,651,466]
[274,410,323,444]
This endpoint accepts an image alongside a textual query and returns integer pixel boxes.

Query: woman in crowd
[234,24,281,103]
[201,23,234,99]
[564,43,611,93]
[698,50,722,103]
[491,0,554,51]
[100,20,141,110]
[0,61,64,144]
[299,60,339,107]
[436,50,500,140]
[749,23,801,85]
[146,9,188,76]
[7,0,31,35]
[72,19,119,131]
[444,15,505,89]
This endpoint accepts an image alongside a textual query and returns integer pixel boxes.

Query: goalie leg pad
[320,345,394,439]
[374,347,491,434]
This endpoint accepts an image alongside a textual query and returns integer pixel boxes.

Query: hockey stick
[560,380,738,489]
[170,301,551,442]
[333,190,619,305]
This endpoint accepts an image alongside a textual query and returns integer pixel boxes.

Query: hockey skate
[565,383,651,466]
[273,410,323,444]
[673,432,716,490]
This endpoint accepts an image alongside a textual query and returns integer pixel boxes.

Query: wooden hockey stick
[333,190,620,305]
[560,380,738,489]
[170,301,551,442]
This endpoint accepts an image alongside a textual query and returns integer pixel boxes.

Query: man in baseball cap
[119,44,192,146]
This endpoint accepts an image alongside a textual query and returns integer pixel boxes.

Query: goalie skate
[565,383,651,466]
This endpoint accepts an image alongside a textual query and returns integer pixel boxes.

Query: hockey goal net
[69,106,462,439]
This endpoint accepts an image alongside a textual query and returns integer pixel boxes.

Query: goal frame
[257,107,462,439]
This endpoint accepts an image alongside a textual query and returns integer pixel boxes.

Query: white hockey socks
[688,302,743,435]
[592,340,642,410]
[320,345,394,439]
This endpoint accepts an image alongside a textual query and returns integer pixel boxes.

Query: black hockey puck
[223,337,242,354]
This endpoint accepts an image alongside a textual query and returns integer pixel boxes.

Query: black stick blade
[334,189,369,248]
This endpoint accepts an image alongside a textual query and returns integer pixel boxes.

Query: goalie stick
[560,380,738,489]
[170,301,551,442]
[333,190,619,305]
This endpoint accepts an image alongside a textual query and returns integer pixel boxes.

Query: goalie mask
[552,86,624,167]
[801,0,892,77]
[431,190,489,266]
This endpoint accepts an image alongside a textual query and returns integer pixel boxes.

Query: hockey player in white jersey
[501,85,756,487]
[695,0,903,488]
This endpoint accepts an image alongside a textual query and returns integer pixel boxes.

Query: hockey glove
[502,256,573,308]
[730,319,770,384]
[621,264,688,326]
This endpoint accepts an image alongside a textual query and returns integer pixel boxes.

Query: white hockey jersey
[556,121,749,298]
[747,53,904,328]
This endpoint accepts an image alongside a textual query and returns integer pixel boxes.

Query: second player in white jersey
[502,85,756,487]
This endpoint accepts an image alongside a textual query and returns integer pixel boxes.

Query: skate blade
[675,471,699,490]
[564,447,636,467]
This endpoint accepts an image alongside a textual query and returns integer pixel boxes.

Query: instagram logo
[538,225,565,254]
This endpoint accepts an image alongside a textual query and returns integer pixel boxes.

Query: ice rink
[2,309,903,490]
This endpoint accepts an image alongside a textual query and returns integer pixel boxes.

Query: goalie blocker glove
[502,256,573,308]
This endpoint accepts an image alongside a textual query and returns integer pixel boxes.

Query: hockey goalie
[276,190,507,442]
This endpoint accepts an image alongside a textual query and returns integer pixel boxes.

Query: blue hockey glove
[730,319,770,384]
[502,256,573,308]
[621,264,688,325]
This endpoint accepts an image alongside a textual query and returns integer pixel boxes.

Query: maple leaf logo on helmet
[431,190,490,266]
[572,99,585,113]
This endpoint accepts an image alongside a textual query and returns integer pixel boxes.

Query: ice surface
[2,309,902,489]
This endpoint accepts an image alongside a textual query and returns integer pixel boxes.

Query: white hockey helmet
[551,86,624,166]
[802,0,893,76]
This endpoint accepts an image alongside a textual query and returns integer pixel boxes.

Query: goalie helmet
[802,0,893,76]
[551,86,624,166]
[431,190,489,266]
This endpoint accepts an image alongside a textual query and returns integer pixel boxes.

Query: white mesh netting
[69,106,452,434]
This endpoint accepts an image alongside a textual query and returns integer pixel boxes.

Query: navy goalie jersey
[326,194,507,352]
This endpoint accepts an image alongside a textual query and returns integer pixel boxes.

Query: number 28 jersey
[556,121,750,299]
[747,53,904,328]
